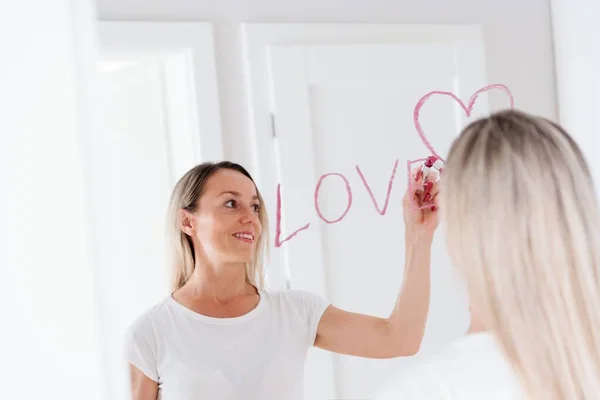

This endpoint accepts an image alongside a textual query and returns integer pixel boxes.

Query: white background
[1,0,598,399]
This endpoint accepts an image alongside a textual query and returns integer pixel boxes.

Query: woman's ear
[180,209,195,236]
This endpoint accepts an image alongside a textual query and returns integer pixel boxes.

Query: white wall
[97,0,558,178]
[1,0,106,399]
[550,0,600,187]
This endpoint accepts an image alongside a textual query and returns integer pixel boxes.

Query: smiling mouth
[233,233,254,243]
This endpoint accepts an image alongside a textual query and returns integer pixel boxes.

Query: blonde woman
[377,109,600,400]
[126,161,439,400]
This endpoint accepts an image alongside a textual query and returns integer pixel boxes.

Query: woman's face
[183,169,262,264]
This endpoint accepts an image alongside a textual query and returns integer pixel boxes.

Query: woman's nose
[240,205,259,224]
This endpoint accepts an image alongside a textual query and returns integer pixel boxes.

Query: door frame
[98,21,224,177]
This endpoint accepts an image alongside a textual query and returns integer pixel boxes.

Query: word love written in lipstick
[274,160,399,247]
[274,83,516,247]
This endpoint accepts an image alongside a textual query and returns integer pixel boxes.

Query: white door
[251,38,514,398]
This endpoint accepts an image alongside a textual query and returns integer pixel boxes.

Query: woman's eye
[253,204,261,213]
[225,199,237,208]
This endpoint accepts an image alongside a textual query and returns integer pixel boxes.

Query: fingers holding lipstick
[408,167,440,212]
[422,171,439,211]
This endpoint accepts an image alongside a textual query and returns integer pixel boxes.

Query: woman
[126,160,439,399]
[377,109,600,400]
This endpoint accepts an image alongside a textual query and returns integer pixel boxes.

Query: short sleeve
[291,289,331,346]
[124,314,159,383]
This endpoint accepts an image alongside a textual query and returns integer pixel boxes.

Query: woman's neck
[183,261,252,301]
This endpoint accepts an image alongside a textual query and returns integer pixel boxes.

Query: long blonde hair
[166,161,269,292]
[440,109,600,399]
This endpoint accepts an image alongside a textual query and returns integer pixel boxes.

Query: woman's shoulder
[124,299,171,382]
[261,288,331,345]
[376,333,521,399]
[125,297,171,338]
[261,288,331,320]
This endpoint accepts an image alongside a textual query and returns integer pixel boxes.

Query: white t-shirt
[376,332,524,400]
[125,289,330,400]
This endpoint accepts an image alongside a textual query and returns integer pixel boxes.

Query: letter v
[355,159,399,216]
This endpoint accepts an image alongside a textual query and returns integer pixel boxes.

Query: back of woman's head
[166,161,269,292]
[440,109,600,399]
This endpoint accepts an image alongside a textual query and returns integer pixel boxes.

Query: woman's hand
[402,167,440,243]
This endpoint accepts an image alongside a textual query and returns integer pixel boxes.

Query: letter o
[314,173,353,224]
